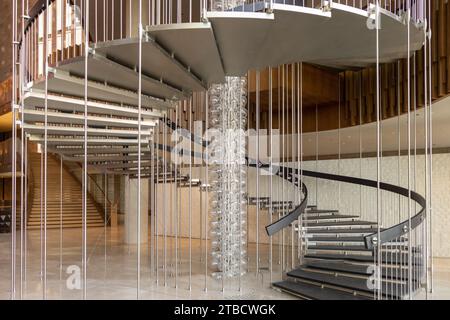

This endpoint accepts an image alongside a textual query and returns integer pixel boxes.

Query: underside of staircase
[27,152,104,230]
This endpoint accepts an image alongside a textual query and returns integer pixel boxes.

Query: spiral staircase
[263,166,425,300]
[15,0,430,299]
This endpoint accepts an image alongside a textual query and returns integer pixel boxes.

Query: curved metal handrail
[266,167,426,250]
[265,181,307,236]
[246,163,308,236]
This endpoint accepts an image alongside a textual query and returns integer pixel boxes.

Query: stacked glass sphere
[208,77,248,279]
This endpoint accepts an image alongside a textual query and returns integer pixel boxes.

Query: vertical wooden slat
[44,9,48,74]
[432,0,438,99]
[71,0,76,58]
[447,0,450,94]
[62,0,67,61]
[51,1,57,65]
[438,0,445,97]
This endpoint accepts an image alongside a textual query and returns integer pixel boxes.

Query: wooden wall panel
[343,0,449,128]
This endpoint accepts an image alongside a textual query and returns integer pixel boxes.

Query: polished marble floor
[0,226,449,300]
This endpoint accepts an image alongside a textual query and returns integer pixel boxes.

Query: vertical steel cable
[104,172,107,286]
[281,65,285,273]
[94,0,97,42]
[338,73,341,214]
[204,91,209,292]
[137,0,143,299]
[406,3,413,300]
[156,123,159,285]
[427,0,433,293]
[163,114,167,287]
[24,132,28,288]
[247,74,251,273]
[256,70,260,275]
[221,83,225,293]
[269,66,273,282]
[238,78,243,292]
[189,98,193,291]
[43,0,51,300]
[275,67,279,268]
[19,0,26,300]
[60,158,63,283]
[150,127,155,280]
[375,0,381,300]
[299,62,303,263]
[175,105,179,288]
[315,104,318,207]
[359,72,363,220]
[112,0,114,39]
[291,64,295,270]
[82,0,89,300]
[11,0,17,300]
[422,0,429,299]
[413,50,418,291]
[40,149,43,292]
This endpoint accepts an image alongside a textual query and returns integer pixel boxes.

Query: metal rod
[82,0,90,300]
[204,90,209,292]
[43,0,50,300]
[150,129,155,280]
[338,73,341,213]
[427,0,433,293]
[277,66,281,267]
[175,105,179,288]
[269,66,273,282]
[291,63,295,270]
[299,62,303,264]
[423,0,429,299]
[375,0,381,300]
[189,98,193,291]
[156,122,159,285]
[20,0,26,300]
[137,0,143,299]
[406,4,412,300]
[256,70,260,275]
[60,157,63,283]
[11,0,17,300]
[281,65,285,273]
[163,114,167,287]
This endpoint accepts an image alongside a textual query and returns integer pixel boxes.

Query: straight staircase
[27,152,104,230]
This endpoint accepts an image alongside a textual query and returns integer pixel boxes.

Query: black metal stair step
[305,220,377,227]
[307,245,370,252]
[307,236,365,242]
[304,215,360,221]
[286,269,406,299]
[304,260,419,280]
[306,235,405,243]
[305,253,422,265]
[306,228,380,234]
[272,279,372,300]
[306,209,339,214]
